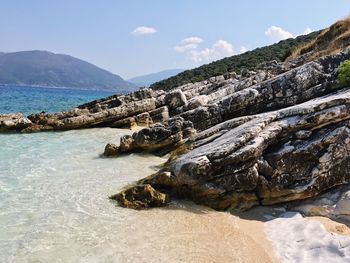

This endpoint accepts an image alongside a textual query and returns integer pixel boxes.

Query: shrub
[337,60,350,87]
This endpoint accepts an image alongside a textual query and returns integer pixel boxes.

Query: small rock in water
[104,143,119,157]
[110,184,169,209]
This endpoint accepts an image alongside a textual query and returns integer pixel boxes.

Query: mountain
[150,30,322,91]
[0,50,136,92]
[127,69,184,87]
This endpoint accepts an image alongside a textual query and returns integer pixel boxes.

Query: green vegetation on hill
[337,60,350,87]
[288,16,350,62]
[150,31,322,91]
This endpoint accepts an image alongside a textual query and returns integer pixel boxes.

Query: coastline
[0,127,277,262]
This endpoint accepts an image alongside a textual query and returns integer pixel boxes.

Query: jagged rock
[295,130,312,139]
[118,89,350,210]
[3,47,350,213]
[136,112,153,127]
[0,113,32,131]
[104,143,119,157]
[164,89,187,110]
[113,117,196,155]
[119,135,135,153]
[4,50,348,134]
[21,124,54,132]
[110,184,169,209]
[149,106,169,123]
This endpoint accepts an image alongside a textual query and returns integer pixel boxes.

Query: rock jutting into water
[0,113,32,132]
[110,50,350,210]
[2,49,350,211]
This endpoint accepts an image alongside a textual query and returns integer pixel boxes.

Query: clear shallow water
[0,128,263,263]
[0,85,114,116]
[0,86,273,262]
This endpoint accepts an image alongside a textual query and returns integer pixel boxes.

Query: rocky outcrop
[108,117,196,156]
[2,50,345,133]
[111,49,350,211]
[0,56,285,132]
[0,113,32,131]
[109,184,168,209]
[124,89,350,210]
[2,47,350,212]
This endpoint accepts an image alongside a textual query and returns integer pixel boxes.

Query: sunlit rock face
[3,48,350,211]
[110,49,350,210]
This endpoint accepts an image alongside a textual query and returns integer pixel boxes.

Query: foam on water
[0,128,270,263]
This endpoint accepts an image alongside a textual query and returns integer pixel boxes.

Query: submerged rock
[104,143,119,157]
[110,184,169,209]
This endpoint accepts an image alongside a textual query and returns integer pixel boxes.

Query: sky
[0,1,349,79]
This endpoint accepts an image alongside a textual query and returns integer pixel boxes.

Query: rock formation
[111,50,350,210]
[2,48,350,212]
[0,113,32,132]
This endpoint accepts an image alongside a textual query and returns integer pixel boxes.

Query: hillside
[288,16,350,61]
[0,50,136,92]
[127,69,184,87]
[150,30,321,91]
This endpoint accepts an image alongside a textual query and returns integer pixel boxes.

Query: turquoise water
[0,85,115,116]
[0,87,244,262]
[0,129,243,262]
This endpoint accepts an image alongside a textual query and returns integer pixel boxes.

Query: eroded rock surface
[0,113,32,131]
[110,184,169,209]
[3,48,350,212]
[138,90,350,210]
[109,50,350,210]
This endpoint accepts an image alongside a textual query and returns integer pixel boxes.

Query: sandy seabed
[1,127,350,263]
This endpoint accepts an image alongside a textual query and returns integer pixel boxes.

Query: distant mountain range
[0,50,136,92]
[128,69,184,87]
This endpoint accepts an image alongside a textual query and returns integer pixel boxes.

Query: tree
[337,60,350,87]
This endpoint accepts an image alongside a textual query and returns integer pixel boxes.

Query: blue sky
[0,1,349,78]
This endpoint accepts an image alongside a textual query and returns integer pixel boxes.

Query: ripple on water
[0,128,273,263]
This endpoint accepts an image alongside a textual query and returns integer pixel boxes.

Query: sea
[0,85,244,262]
[0,85,116,116]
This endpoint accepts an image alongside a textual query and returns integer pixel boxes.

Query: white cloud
[175,37,204,53]
[131,26,157,36]
[189,40,235,63]
[265,26,294,43]
[239,46,249,54]
[302,27,313,35]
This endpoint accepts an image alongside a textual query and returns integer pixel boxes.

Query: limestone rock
[164,89,188,110]
[149,106,169,123]
[110,184,169,209]
[104,143,119,157]
[121,89,350,210]
[114,117,196,155]
[4,47,350,213]
[136,112,153,127]
[0,113,32,131]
